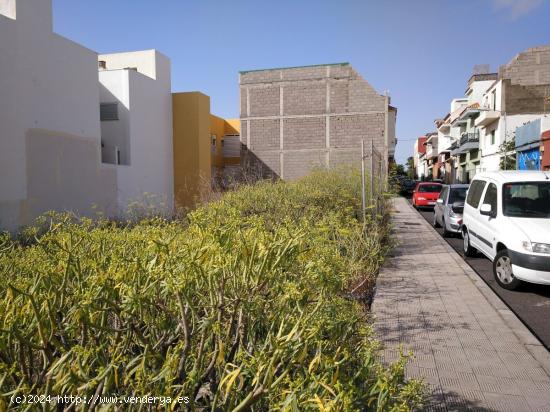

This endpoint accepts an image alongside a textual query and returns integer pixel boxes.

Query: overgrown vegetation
[0,169,424,411]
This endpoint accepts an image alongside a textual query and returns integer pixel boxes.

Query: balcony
[459,131,480,145]
[475,110,500,127]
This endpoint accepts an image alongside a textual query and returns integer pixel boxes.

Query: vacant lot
[0,170,422,411]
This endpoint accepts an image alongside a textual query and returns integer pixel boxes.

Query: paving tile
[372,198,550,412]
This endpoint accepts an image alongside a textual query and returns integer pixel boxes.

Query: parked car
[412,182,443,209]
[462,171,550,290]
[433,184,469,236]
[400,179,417,196]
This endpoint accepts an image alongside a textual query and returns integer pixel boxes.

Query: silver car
[433,184,469,236]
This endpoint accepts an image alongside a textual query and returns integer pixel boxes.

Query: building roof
[240,62,349,74]
[467,73,498,87]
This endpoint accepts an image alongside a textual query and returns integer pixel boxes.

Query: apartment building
[413,136,427,179]
[0,0,116,231]
[423,46,550,183]
[99,51,174,215]
[476,47,550,172]
[239,63,396,180]
[0,0,175,231]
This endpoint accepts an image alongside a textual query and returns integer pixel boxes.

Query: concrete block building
[239,63,396,180]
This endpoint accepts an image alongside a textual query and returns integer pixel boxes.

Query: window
[449,187,468,204]
[438,187,449,201]
[482,183,498,215]
[418,184,442,193]
[466,180,487,208]
[503,182,550,218]
[211,134,216,146]
[491,90,497,110]
[100,103,119,121]
[490,131,495,146]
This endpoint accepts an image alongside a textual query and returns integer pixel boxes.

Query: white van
[462,171,550,290]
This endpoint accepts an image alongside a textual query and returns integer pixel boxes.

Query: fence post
[370,140,375,206]
[361,139,366,225]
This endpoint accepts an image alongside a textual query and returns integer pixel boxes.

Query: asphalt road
[407,197,550,350]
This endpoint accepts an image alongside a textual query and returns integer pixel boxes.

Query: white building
[0,0,173,232]
[98,51,174,215]
[476,79,546,173]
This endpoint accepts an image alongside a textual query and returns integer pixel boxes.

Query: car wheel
[433,212,440,228]
[441,217,450,237]
[493,249,522,290]
[462,228,476,257]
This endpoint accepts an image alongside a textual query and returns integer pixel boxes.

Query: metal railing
[459,131,480,145]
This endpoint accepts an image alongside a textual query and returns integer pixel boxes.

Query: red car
[412,182,443,209]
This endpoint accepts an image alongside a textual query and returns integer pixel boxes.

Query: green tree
[406,156,415,179]
[499,136,516,170]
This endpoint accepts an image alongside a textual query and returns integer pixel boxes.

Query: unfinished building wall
[499,46,550,86]
[239,63,393,180]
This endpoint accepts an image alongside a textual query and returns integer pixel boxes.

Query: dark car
[400,179,417,196]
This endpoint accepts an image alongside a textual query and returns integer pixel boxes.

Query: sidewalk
[372,197,550,412]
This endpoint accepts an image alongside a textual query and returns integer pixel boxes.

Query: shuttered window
[100,103,119,121]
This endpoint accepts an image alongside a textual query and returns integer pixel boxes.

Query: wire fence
[361,139,387,223]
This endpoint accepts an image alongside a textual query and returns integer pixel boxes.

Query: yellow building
[172,92,240,210]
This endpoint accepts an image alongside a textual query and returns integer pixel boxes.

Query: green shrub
[0,169,423,410]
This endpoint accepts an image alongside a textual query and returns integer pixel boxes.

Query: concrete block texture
[330,114,385,148]
[283,150,327,180]
[240,70,281,84]
[283,117,325,150]
[249,87,279,117]
[240,63,393,180]
[240,88,247,117]
[240,121,247,144]
[283,82,326,115]
[249,119,279,150]
[328,149,361,169]
[499,46,550,86]
[245,149,281,176]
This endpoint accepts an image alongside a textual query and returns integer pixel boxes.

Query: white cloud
[492,0,544,19]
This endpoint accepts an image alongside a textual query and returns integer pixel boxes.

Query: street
[408,198,550,350]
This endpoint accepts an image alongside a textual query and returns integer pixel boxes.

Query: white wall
[479,114,543,172]
[99,51,174,216]
[467,80,495,106]
[0,1,174,232]
[0,0,116,231]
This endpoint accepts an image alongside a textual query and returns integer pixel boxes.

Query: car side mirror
[480,203,494,217]
[436,199,444,204]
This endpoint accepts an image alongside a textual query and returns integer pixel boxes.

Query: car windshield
[449,188,467,204]
[502,182,550,218]
[418,184,442,193]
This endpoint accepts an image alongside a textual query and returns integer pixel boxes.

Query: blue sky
[53,0,550,164]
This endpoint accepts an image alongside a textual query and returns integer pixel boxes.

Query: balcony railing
[459,131,479,145]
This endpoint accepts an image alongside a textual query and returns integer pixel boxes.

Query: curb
[404,198,550,376]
